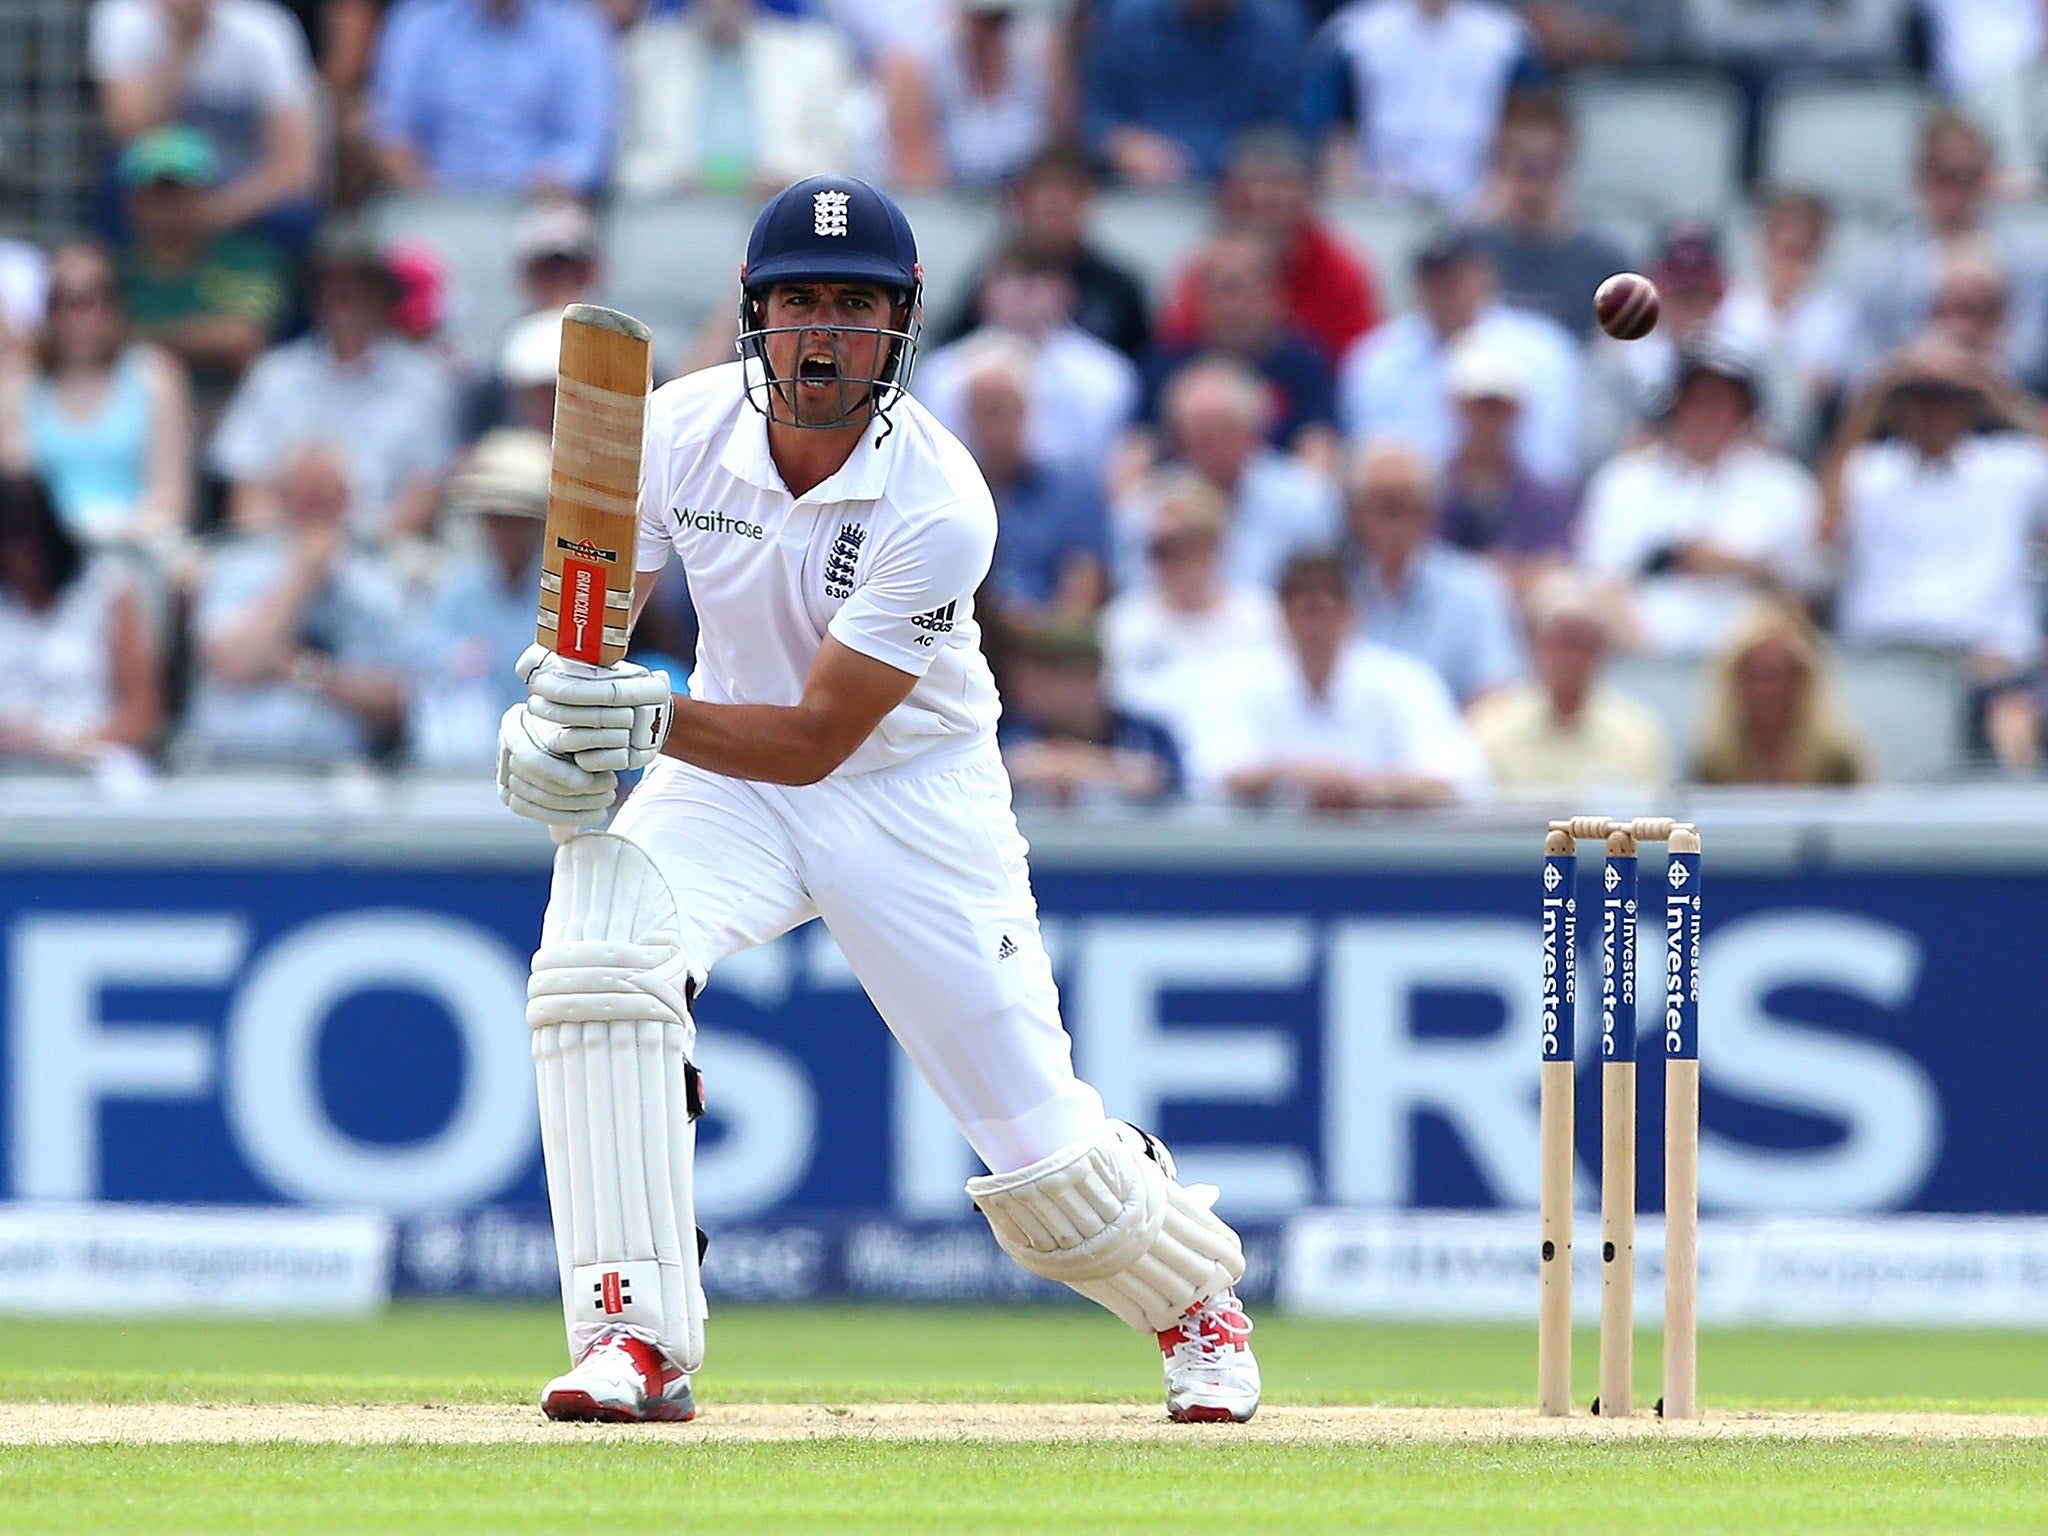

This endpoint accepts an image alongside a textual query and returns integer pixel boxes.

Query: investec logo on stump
[675,506,765,540]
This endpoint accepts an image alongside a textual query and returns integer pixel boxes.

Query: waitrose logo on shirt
[675,507,765,540]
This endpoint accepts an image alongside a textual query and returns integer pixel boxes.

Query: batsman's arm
[631,561,915,785]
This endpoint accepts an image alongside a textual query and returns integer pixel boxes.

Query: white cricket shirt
[1181,638,1489,801]
[634,362,1002,777]
[1836,434,2048,666]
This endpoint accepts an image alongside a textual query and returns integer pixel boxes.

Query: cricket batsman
[495,176,1261,1425]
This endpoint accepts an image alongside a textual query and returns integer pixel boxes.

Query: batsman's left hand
[516,643,674,772]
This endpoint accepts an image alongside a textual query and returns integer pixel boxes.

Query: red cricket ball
[1594,272,1661,341]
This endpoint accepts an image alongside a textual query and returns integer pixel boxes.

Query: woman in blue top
[0,240,190,549]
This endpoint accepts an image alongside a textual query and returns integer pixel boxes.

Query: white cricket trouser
[607,745,1108,1173]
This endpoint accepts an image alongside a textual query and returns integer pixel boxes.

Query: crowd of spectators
[3,0,2048,811]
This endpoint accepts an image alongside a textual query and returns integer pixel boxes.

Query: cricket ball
[1594,272,1660,341]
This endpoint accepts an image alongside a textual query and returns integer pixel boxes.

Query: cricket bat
[537,304,653,667]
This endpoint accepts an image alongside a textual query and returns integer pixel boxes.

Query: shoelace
[1166,1296,1253,1366]
[585,1330,652,1378]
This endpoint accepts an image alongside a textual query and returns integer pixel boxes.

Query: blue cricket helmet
[743,175,919,296]
[736,176,924,433]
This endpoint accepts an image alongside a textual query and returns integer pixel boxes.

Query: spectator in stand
[1438,336,1577,582]
[1342,438,1525,707]
[1714,189,1855,457]
[1579,221,1797,466]
[1185,552,1487,806]
[182,441,407,766]
[1823,340,2048,764]
[882,0,1058,190]
[1693,599,1868,787]
[212,229,457,543]
[513,200,601,319]
[1142,232,1341,464]
[0,242,192,553]
[1339,230,1580,483]
[617,0,857,196]
[1100,468,1283,725]
[999,622,1184,807]
[1473,93,1628,340]
[1468,572,1669,794]
[1925,248,2029,390]
[1577,346,1821,656]
[0,472,162,773]
[1084,0,1308,186]
[1856,110,2048,391]
[371,0,614,199]
[939,146,1152,362]
[918,245,1139,481]
[1116,357,1341,588]
[409,429,549,771]
[89,0,319,238]
[0,236,47,375]
[114,127,285,404]
[461,202,601,438]
[1157,130,1379,367]
[953,337,1109,632]
[1302,0,1543,213]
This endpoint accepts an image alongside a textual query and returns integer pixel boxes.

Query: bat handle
[534,654,617,848]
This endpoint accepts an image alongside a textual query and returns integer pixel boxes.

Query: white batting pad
[967,1124,1245,1332]
[530,832,707,1372]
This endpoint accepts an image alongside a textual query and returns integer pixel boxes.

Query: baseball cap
[1446,338,1525,402]
[515,201,598,265]
[447,430,552,520]
[119,127,218,189]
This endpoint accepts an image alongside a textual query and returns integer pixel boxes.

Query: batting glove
[498,703,619,829]
[516,643,675,772]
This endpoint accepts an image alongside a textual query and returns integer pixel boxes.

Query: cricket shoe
[541,1329,697,1423]
[1159,1289,1260,1423]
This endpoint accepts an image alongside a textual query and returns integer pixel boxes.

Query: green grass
[4,1305,2047,1533]
[4,1441,2048,1536]
[6,1303,2046,1412]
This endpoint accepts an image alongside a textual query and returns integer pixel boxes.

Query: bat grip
[539,654,615,847]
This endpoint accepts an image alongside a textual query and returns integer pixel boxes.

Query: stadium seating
[1566,73,1745,221]
[1607,649,1972,783]
[1760,78,1931,217]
